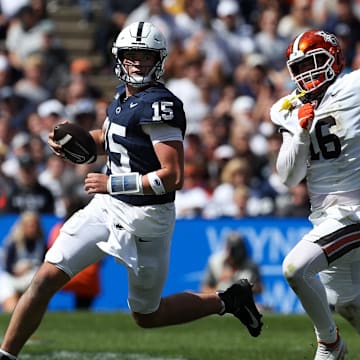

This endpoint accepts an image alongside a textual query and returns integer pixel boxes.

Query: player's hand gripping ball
[53,122,97,164]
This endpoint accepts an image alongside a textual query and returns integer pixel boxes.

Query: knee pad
[336,302,360,333]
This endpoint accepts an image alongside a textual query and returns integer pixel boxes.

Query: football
[53,122,97,164]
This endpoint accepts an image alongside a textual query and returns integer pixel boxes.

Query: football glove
[298,103,315,130]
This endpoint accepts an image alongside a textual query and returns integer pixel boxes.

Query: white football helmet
[112,21,168,87]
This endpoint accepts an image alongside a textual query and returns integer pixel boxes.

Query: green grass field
[0,312,358,359]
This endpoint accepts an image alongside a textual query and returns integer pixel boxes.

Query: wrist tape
[147,171,166,195]
[107,173,143,195]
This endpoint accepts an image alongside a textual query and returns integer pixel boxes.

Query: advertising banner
[0,215,312,313]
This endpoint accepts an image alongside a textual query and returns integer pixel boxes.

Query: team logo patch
[316,31,338,46]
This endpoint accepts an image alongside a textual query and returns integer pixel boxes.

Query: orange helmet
[286,30,344,98]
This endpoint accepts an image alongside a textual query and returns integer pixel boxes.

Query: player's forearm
[276,130,309,187]
[106,169,182,196]
[105,139,184,196]
[147,167,183,193]
[150,140,184,193]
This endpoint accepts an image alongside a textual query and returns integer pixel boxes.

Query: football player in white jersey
[271,29,360,359]
[0,22,262,360]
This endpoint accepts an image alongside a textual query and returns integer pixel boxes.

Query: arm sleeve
[276,129,310,187]
[142,123,183,144]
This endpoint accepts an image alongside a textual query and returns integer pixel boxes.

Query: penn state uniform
[105,83,186,206]
[46,82,185,313]
[45,83,186,313]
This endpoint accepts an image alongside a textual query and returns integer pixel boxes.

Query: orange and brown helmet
[286,30,344,97]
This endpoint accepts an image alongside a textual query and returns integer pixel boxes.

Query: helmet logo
[316,31,337,46]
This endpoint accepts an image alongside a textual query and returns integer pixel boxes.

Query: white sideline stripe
[21,351,188,360]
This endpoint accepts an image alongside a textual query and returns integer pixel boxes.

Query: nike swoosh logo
[62,148,86,162]
[130,102,138,108]
[244,306,259,328]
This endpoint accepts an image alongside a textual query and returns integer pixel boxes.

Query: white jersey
[271,70,360,197]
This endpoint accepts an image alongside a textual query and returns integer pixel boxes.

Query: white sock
[0,349,17,360]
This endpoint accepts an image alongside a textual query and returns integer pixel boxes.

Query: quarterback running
[0,22,262,360]
[271,29,360,359]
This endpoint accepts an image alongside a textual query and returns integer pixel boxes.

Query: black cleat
[217,279,263,337]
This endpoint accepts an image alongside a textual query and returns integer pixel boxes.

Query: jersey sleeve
[138,86,187,136]
[270,92,303,134]
[270,93,310,187]
[142,123,183,144]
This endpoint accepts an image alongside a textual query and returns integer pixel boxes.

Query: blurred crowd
[0,0,359,219]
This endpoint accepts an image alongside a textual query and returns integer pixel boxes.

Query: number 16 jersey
[270,69,360,196]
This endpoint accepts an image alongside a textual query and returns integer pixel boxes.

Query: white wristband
[107,173,143,195]
[147,171,166,195]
